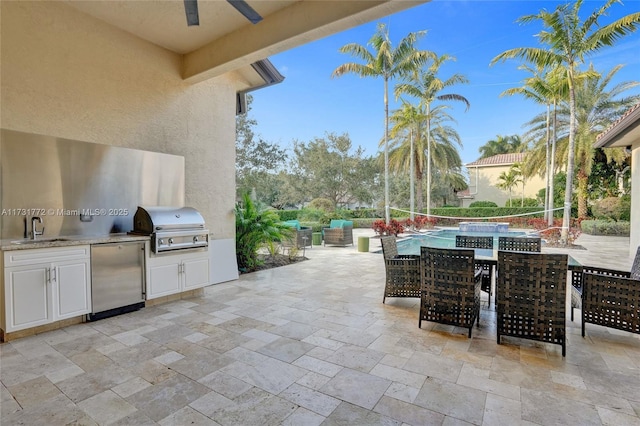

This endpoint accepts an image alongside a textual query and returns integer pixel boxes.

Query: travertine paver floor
[1,231,639,425]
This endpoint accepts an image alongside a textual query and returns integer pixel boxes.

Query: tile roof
[595,102,640,147]
[465,152,526,167]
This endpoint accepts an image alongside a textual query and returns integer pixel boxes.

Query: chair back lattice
[381,236,399,259]
[498,236,541,252]
[419,247,481,337]
[496,251,568,356]
[455,235,494,303]
[455,235,494,250]
[582,271,640,336]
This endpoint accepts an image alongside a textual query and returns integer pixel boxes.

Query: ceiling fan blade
[227,0,263,24]
[184,0,199,26]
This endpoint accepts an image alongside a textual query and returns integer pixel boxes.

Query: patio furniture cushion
[329,219,353,229]
[497,251,568,356]
[283,220,302,230]
[380,236,420,303]
[419,247,482,338]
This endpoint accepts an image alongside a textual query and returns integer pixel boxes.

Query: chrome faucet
[31,216,44,239]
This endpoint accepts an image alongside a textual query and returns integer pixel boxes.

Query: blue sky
[250,0,640,165]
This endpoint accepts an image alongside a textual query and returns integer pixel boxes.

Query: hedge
[276,210,301,221]
[277,207,549,224]
[580,220,630,236]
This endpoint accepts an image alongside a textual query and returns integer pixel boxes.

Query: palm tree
[496,168,522,206]
[511,163,526,207]
[387,105,463,211]
[491,0,640,245]
[388,101,427,215]
[501,65,568,224]
[478,134,525,159]
[395,53,469,216]
[332,23,430,223]
[547,65,639,218]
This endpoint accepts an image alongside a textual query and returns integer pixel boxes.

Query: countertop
[0,233,149,251]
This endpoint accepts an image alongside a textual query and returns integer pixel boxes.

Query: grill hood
[134,206,205,233]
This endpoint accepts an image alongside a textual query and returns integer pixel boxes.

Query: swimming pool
[393,229,530,257]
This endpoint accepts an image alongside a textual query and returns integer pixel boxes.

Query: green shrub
[469,201,498,208]
[505,198,541,207]
[235,193,293,271]
[591,196,630,221]
[298,208,326,222]
[352,218,376,229]
[580,220,630,236]
[349,208,381,219]
[300,221,324,232]
[308,198,335,212]
[620,195,631,221]
[276,210,301,221]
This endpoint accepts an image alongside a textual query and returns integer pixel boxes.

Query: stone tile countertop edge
[0,233,150,251]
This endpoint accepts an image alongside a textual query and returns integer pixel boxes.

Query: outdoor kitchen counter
[0,233,149,251]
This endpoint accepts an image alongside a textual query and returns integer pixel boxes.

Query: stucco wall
[463,165,545,208]
[631,143,639,256]
[0,1,236,239]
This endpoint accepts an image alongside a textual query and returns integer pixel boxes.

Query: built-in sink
[11,238,71,245]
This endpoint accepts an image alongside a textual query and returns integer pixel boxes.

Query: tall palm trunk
[548,101,557,227]
[409,129,414,221]
[384,77,390,224]
[416,165,424,212]
[544,104,551,221]
[415,128,424,212]
[426,104,431,217]
[561,80,576,245]
[577,171,589,219]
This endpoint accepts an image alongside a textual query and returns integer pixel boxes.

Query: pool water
[395,229,529,257]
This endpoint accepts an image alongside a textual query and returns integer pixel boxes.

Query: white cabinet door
[146,250,210,299]
[3,245,91,333]
[183,257,209,290]
[148,261,181,299]
[55,258,91,319]
[4,263,51,331]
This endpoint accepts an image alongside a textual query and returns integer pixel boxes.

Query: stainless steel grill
[132,206,208,253]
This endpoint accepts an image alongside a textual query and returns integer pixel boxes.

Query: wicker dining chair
[581,246,640,337]
[571,246,640,322]
[497,236,541,252]
[455,235,494,307]
[380,236,421,303]
[496,250,568,356]
[419,247,482,338]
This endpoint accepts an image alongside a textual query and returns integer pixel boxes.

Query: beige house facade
[595,103,640,257]
[1,0,427,282]
[459,153,545,208]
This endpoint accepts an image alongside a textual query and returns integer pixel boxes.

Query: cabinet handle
[46,268,50,283]
[51,266,57,283]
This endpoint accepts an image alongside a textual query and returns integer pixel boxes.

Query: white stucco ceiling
[66,0,296,54]
[64,0,428,83]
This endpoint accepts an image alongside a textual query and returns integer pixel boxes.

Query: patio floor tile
[1,231,639,425]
